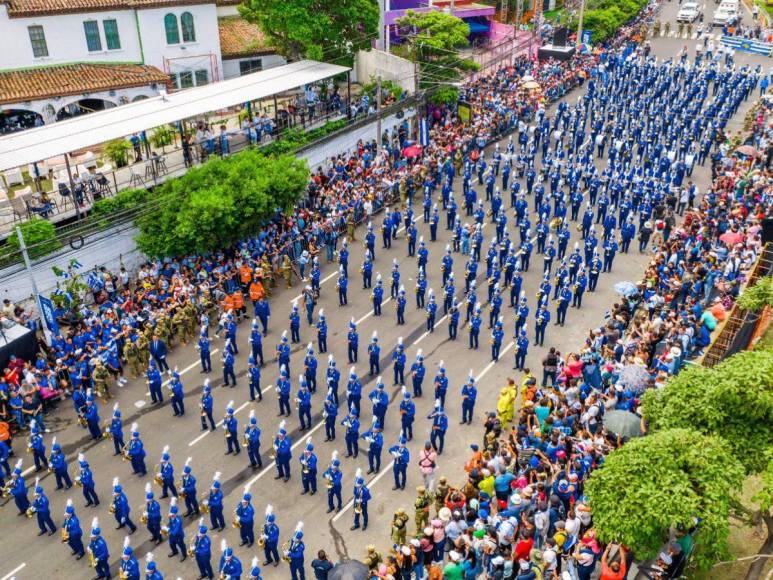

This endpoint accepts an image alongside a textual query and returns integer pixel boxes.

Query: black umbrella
[329,560,369,580]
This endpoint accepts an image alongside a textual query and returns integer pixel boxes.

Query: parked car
[677,2,702,22]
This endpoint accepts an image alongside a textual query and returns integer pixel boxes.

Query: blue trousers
[196,554,214,579]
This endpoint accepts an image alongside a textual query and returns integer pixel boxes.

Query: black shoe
[168,552,176,558]
[351,525,360,530]
[326,507,334,514]
[367,469,374,474]
[301,490,308,495]
[273,561,279,567]
[310,490,316,496]
[48,530,56,536]
[38,530,47,536]
[284,476,290,482]
[392,485,399,490]
[181,555,187,562]
[362,524,368,531]
[274,474,282,480]
[76,553,85,560]
[239,541,247,546]
[263,561,273,567]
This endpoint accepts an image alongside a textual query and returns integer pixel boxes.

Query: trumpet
[26,506,35,518]
[88,547,97,568]
[109,503,116,515]
[61,528,69,543]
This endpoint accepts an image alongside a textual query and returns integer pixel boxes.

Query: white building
[0,0,285,132]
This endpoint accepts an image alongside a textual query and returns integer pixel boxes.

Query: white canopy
[0,60,350,172]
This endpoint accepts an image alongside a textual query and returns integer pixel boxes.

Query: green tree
[5,218,62,260]
[238,0,378,63]
[397,10,479,105]
[737,276,773,313]
[136,151,308,257]
[586,429,744,569]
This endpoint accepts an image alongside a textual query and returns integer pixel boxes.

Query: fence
[700,243,773,368]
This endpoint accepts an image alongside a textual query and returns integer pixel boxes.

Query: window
[180,12,195,42]
[179,71,194,89]
[164,13,179,44]
[239,58,263,76]
[103,19,121,50]
[195,69,208,86]
[83,21,102,51]
[28,25,48,58]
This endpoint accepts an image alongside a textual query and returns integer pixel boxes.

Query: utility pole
[63,152,82,221]
[16,226,47,343]
[576,0,587,46]
[376,75,382,153]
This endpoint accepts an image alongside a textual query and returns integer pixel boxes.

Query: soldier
[245,411,262,469]
[391,508,410,545]
[414,486,431,534]
[364,545,382,572]
[194,520,215,579]
[91,358,111,401]
[300,437,317,495]
[144,482,163,545]
[281,255,294,289]
[173,307,189,345]
[434,477,450,516]
[62,499,86,560]
[323,451,343,513]
[261,505,281,567]
[347,212,356,241]
[389,436,410,490]
[351,468,371,532]
[124,338,142,379]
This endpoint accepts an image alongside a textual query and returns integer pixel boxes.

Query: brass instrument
[77,415,88,428]
[119,568,130,580]
[88,548,97,568]
[103,421,113,440]
[232,513,241,529]
[141,512,148,524]
[26,443,32,454]
[178,482,187,499]
[109,503,116,515]
[187,543,195,557]
[354,499,362,515]
[153,466,163,487]
[325,474,333,489]
[281,540,292,563]
[122,450,131,462]
[61,528,69,543]
[243,433,249,447]
[26,506,35,518]
[258,535,266,548]
[160,526,169,540]
[47,465,54,474]
[219,573,227,580]
[1,482,12,498]
[200,495,210,514]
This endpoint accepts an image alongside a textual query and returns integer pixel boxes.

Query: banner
[38,295,59,336]
[419,118,429,147]
[720,35,773,56]
[582,30,592,45]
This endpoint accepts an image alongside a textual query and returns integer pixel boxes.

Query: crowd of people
[0,1,771,577]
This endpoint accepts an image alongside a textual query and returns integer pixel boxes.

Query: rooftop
[218,16,274,59]
[2,0,238,17]
[0,63,170,105]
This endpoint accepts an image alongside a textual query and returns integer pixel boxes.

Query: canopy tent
[0,60,350,172]
[466,20,490,34]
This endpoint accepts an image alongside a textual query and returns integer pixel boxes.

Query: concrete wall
[222,54,286,80]
[0,224,146,305]
[354,49,416,94]
[0,6,142,69]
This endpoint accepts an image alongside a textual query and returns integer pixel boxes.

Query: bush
[737,276,773,313]
[4,217,62,260]
[91,188,152,219]
[578,0,649,43]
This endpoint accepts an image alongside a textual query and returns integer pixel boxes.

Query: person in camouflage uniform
[136,332,150,366]
[91,359,112,401]
[261,256,275,294]
[391,508,410,545]
[184,301,198,339]
[172,307,189,345]
[414,486,430,536]
[346,213,356,241]
[433,476,450,516]
[363,546,381,572]
[123,339,142,379]
[281,255,293,289]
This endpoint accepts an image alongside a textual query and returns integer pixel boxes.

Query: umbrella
[735,144,761,158]
[613,281,638,297]
[522,80,541,90]
[521,74,535,82]
[402,145,423,158]
[719,231,744,246]
[329,560,369,580]
[617,364,651,394]
[603,410,643,438]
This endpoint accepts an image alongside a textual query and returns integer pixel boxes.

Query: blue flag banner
[39,295,59,336]
[419,118,429,147]
[720,35,773,56]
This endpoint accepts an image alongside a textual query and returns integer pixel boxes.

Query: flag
[86,272,104,291]
[70,259,83,269]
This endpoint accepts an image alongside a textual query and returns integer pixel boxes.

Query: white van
[712,0,739,25]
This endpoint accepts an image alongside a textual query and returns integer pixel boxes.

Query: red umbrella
[719,231,744,246]
[402,145,423,158]
[735,145,762,157]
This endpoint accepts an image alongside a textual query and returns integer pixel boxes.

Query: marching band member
[342,404,360,458]
[286,522,305,580]
[261,505,280,567]
[345,367,361,415]
[235,486,255,547]
[219,538,243,579]
[145,552,163,580]
[49,437,73,490]
[323,389,337,442]
[206,472,225,531]
[88,517,111,580]
[399,388,416,441]
[428,399,449,455]
[326,356,340,407]
[144,482,163,545]
[224,401,241,456]
[193,518,214,580]
[460,371,478,425]
[389,436,410,490]
[273,421,292,482]
[361,416,383,474]
[323,451,343,514]
[77,453,100,507]
[165,497,186,562]
[120,536,141,580]
[200,380,216,431]
[30,479,57,536]
[276,365,292,417]
[296,376,312,431]
[181,457,199,516]
[62,499,86,560]
[112,476,138,534]
[369,377,388,430]
[157,446,177,499]
[245,410,263,469]
[28,419,48,471]
[351,469,372,532]
[127,423,148,476]
[300,437,317,495]
[409,350,425,398]
[249,557,263,580]
[109,403,125,456]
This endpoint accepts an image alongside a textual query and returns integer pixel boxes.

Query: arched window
[164,13,179,44]
[181,12,195,43]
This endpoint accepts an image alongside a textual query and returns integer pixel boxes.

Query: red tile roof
[3,0,238,17]
[217,16,274,59]
[0,63,170,104]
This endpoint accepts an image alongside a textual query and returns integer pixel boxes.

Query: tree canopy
[396,10,479,104]
[239,0,379,64]
[586,428,744,569]
[641,349,773,475]
[135,151,308,257]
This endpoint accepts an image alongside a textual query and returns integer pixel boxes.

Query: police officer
[49,438,72,489]
[410,350,425,397]
[245,411,262,469]
[368,332,381,376]
[236,490,256,547]
[428,400,448,455]
[351,469,372,531]
[144,482,163,544]
[323,452,343,513]
[200,380,216,431]
[460,372,477,425]
[399,388,415,441]
[300,437,317,495]
[389,437,409,490]
[62,499,86,560]
[224,402,241,456]
[274,421,292,482]
[261,506,280,567]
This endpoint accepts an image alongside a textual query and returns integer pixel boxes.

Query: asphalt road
[0,6,767,578]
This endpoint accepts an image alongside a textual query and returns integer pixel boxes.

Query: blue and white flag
[419,118,429,148]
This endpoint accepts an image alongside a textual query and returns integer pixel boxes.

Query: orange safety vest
[240,265,253,285]
[223,294,235,312]
[232,291,245,310]
[249,281,265,302]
